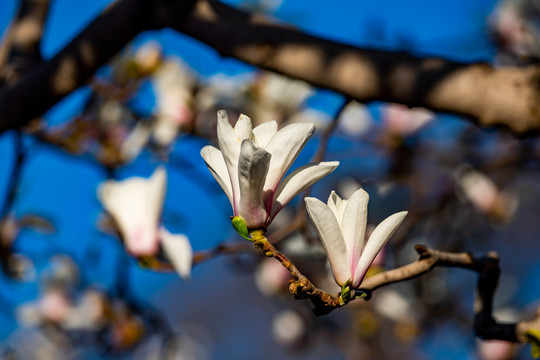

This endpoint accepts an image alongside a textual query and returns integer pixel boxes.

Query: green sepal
[354,290,368,299]
[340,280,352,304]
[526,329,540,358]
[232,216,251,241]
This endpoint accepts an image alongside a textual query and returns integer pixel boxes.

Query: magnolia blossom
[152,59,195,146]
[98,167,166,256]
[201,110,339,229]
[305,189,407,288]
[98,167,193,279]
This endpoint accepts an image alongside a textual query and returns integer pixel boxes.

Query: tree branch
[0,0,51,84]
[177,0,540,134]
[0,0,195,133]
[0,0,539,135]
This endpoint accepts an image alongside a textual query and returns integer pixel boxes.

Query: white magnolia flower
[305,189,407,288]
[201,110,339,229]
[98,167,167,256]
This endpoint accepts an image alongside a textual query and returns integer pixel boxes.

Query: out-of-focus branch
[361,245,540,344]
[0,0,51,84]
[0,132,26,276]
[0,0,195,133]
[177,0,540,134]
[0,0,539,135]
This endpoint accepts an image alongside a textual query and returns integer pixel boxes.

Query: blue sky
[0,1,509,359]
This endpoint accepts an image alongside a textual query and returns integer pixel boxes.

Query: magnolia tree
[2,0,540,359]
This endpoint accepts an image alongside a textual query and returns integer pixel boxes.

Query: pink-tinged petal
[263,123,316,194]
[217,110,242,212]
[268,161,339,223]
[352,211,407,288]
[97,167,167,257]
[200,145,233,206]
[305,197,349,286]
[234,114,253,141]
[160,227,193,280]
[341,189,369,275]
[237,139,271,228]
[252,120,278,147]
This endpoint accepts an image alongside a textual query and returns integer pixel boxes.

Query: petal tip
[217,109,228,121]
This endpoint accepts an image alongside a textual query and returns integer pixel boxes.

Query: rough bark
[0,0,540,133]
[177,0,540,134]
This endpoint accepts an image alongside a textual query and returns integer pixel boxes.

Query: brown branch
[1,0,51,84]
[0,0,195,133]
[249,234,540,343]
[249,230,342,315]
[0,0,539,134]
[176,0,540,134]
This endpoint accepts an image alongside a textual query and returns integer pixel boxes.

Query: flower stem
[249,229,343,315]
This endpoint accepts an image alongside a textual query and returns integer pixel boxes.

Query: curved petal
[305,197,349,286]
[200,145,233,206]
[263,123,316,194]
[234,114,253,141]
[216,110,243,213]
[252,120,278,148]
[160,227,193,280]
[268,161,339,223]
[237,139,271,228]
[341,188,369,275]
[327,191,346,226]
[352,211,407,288]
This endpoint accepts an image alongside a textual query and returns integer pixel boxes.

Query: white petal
[234,114,253,141]
[341,189,369,276]
[217,110,242,213]
[352,211,407,288]
[160,227,193,280]
[237,139,271,228]
[148,166,167,217]
[327,191,346,226]
[97,167,167,256]
[252,121,278,147]
[269,161,339,223]
[305,197,349,286]
[200,145,233,206]
[263,123,316,194]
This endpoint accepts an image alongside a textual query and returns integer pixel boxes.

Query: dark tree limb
[0,0,539,134]
[0,0,51,84]
[177,0,540,134]
[0,0,195,133]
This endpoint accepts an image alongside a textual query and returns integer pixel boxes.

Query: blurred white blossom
[477,339,515,360]
[272,309,306,347]
[382,103,433,136]
[98,167,166,256]
[152,58,196,146]
[456,166,518,221]
[255,257,291,296]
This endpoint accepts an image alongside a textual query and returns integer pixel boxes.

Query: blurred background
[1,0,540,359]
